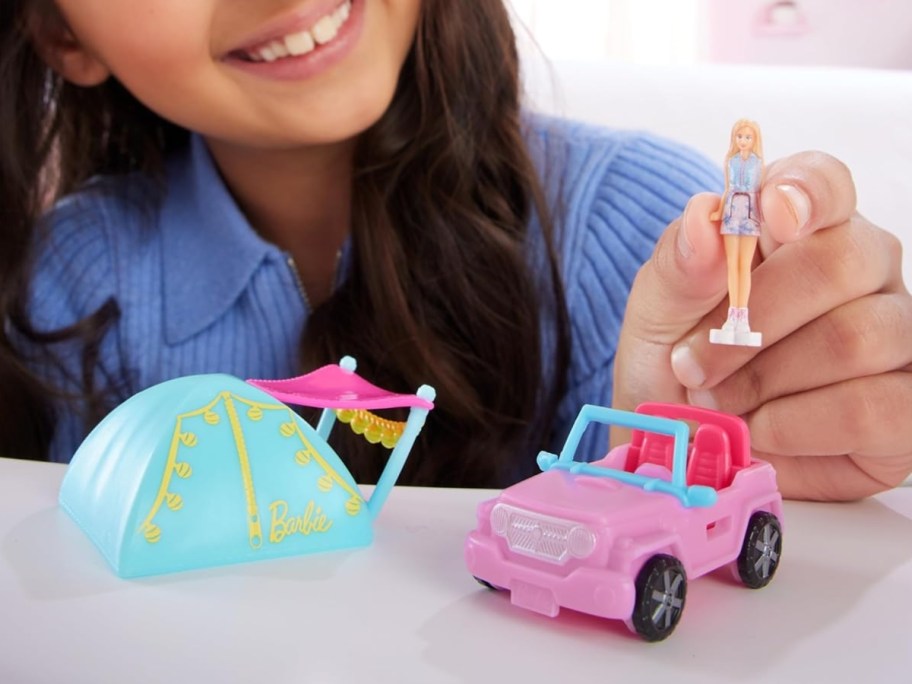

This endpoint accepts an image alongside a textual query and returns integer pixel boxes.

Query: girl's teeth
[337,2,350,22]
[270,40,289,58]
[285,30,315,56]
[311,15,339,45]
[245,1,351,62]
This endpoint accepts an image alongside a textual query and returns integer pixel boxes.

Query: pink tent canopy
[247,363,435,411]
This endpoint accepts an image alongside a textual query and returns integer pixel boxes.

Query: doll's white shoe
[734,307,762,347]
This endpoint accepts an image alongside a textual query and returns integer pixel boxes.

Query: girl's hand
[612,152,912,501]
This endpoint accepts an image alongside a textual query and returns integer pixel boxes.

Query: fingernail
[671,344,705,389]
[687,389,718,411]
[776,184,811,237]
[676,212,695,260]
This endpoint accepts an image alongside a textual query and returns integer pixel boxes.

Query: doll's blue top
[21,114,721,476]
[727,152,762,192]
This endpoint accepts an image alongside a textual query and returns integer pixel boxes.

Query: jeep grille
[490,503,596,564]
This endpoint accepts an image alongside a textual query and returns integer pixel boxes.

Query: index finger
[761,151,857,245]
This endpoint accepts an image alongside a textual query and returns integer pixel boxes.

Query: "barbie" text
[268,499,334,543]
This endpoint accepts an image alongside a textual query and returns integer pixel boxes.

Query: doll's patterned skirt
[721,191,761,237]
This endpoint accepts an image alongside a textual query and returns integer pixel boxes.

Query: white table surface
[2,457,911,684]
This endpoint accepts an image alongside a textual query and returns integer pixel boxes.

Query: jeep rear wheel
[737,511,782,588]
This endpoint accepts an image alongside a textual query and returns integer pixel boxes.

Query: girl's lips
[221,0,364,81]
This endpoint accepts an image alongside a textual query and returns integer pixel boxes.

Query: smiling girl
[2,1,910,498]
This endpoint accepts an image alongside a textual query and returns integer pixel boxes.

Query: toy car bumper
[465,531,635,620]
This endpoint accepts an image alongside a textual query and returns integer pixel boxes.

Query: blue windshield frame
[536,405,717,508]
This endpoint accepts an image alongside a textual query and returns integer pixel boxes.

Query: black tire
[631,554,687,642]
[737,511,782,589]
[474,576,502,591]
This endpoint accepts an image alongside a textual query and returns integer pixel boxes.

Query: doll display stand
[709,327,762,347]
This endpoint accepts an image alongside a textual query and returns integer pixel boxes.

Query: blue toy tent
[60,359,434,577]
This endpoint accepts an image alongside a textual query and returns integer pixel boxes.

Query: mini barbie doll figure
[710,119,764,347]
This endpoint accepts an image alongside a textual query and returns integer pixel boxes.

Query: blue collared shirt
[23,115,720,473]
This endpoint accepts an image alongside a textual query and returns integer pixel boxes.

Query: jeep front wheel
[631,554,687,641]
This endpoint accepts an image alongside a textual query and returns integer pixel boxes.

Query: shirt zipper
[286,255,312,313]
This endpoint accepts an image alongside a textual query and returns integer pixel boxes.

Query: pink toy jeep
[465,402,783,641]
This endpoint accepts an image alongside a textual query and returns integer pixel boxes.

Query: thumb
[613,193,728,418]
[759,151,857,251]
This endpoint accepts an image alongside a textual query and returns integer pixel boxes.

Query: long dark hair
[0,0,570,486]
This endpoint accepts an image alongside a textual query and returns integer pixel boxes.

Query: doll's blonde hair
[726,119,764,160]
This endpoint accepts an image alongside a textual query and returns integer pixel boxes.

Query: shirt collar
[160,134,276,345]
